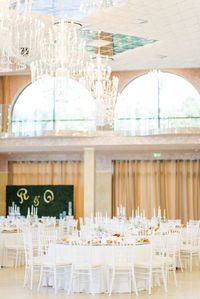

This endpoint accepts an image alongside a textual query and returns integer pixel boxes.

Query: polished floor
[0,265,200,299]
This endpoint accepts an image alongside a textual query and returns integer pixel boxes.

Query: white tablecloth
[45,243,151,293]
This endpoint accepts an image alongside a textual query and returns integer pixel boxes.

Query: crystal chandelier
[0,11,27,72]
[4,10,45,65]
[30,19,86,97]
[0,48,26,72]
[79,54,119,127]
[10,0,33,11]
[40,19,85,67]
[0,0,10,11]
[80,0,122,14]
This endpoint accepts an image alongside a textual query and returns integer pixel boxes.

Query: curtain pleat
[112,159,200,222]
[9,161,83,219]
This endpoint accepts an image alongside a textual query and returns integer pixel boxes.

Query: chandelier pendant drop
[0,48,26,72]
[79,54,119,127]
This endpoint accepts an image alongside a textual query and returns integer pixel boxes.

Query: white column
[84,148,95,218]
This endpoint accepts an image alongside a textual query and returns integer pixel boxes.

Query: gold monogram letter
[43,189,54,204]
[33,195,40,207]
[16,188,29,204]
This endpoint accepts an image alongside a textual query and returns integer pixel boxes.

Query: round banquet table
[44,242,152,293]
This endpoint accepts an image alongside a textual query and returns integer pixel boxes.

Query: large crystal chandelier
[0,7,27,71]
[79,54,119,127]
[0,48,26,72]
[6,0,122,14]
[40,19,85,69]
[9,0,33,11]
[5,11,45,65]
[30,19,86,97]
[80,0,122,14]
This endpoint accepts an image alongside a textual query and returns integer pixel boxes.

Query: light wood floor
[0,265,200,299]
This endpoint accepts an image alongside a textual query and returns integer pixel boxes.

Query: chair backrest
[23,229,37,263]
[151,234,167,263]
[184,226,199,247]
[70,242,94,268]
[109,238,136,268]
[39,229,57,258]
[166,233,178,260]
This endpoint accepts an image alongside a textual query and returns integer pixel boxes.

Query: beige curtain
[9,161,84,219]
[113,160,200,223]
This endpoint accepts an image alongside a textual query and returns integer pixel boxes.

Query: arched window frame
[114,71,200,134]
[10,78,96,136]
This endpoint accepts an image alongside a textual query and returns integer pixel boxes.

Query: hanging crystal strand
[7,10,45,65]
[78,54,119,127]
[80,0,122,14]
[30,17,86,99]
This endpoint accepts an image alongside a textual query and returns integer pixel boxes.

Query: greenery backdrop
[6,185,73,218]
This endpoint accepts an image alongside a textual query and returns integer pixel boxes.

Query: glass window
[11,77,96,136]
[114,72,200,133]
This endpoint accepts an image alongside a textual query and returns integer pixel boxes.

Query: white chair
[134,235,167,295]
[68,241,103,295]
[37,229,72,294]
[174,231,183,272]
[180,226,199,272]
[54,220,65,239]
[188,220,200,227]
[4,227,24,268]
[166,234,178,287]
[107,239,138,296]
[23,228,43,290]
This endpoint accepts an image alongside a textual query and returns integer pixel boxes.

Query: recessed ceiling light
[157,55,168,59]
[132,19,148,24]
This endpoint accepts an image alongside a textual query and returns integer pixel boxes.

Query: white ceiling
[80,0,200,71]
[1,0,200,73]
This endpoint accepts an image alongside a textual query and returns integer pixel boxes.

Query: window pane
[12,80,54,121]
[159,72,200,119]
[11,77,96,136]
[114,72,200,133]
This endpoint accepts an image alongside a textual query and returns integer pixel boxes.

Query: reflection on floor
[0,266,200,299]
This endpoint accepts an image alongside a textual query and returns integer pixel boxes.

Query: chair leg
[15,249,18,268]
[30,266,33,290]
[89,268,94,296]
[106,267,109,293]
[190,253,193,272]
[173,266,177,287]
[23,265,29,287]
[54,267,57,294]
[178,252,183,272]
[162,268,167,293]
[37,265,43,291]
[67,267,73,295]
[131,268,138,296]
[148,270,152,295]
[156,273,161,286]
[109,268,115,296]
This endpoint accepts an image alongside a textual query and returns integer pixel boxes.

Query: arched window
[11,77,96,136]
[114,72,200,134]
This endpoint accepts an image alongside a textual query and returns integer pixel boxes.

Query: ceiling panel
[1,0,200,72]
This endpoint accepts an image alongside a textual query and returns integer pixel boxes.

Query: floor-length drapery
[9,161,84,219]
[112,160,200,223]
